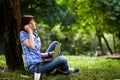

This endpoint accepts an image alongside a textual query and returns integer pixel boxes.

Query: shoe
[69,68,79,73]
[54,69,72,75]
[73,68,79,73]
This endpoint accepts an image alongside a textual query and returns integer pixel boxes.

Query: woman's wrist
[48,52,52,57]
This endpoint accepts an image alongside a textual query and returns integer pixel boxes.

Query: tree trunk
[4,0,24,70]
[96,35,104,55]
[0,2,5,42]
[113,33,116,53]
[102,34,113,54]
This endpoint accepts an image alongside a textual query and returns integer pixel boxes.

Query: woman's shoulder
[20,31,29,41]
[20,31,29,37]
[20,30,27,34]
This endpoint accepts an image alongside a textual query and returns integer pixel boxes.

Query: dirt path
[106,53,120,59]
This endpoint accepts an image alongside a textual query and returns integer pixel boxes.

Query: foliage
[102,34,120,52]
[96,0,120,32]
[0,0,4,5]
[0,55,120,80]
[20,0,77,27]
[55,0,103,54]
[20,0,120,54]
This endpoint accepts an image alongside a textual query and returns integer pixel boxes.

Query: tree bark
[96,34,104,55]
[4,0,24,70]
[0,2,5,42]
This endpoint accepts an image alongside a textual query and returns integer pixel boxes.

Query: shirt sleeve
[20,31,29,42]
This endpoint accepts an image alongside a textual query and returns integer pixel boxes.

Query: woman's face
[29,19,36,30]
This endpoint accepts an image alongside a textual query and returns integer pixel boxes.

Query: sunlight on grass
[66,55,120,80]
[0,55,7,67]
[0,55,120,80]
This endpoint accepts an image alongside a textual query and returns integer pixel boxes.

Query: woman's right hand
[23,24,35,49]
[24,25,32,32]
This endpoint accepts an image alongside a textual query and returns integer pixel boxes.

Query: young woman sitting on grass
[20,15,79,75]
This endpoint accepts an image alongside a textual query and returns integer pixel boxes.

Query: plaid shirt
[20,31,43,67]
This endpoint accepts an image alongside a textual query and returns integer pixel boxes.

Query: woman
[20,15,79,75]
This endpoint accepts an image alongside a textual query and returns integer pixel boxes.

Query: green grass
[0,55,120,80]
[0,55,7,67]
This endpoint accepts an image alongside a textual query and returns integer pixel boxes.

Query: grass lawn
[0,55,120,80]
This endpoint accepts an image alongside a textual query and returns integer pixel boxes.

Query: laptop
[53,43,61,58]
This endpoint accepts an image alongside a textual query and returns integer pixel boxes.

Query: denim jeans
[28,41,69,75]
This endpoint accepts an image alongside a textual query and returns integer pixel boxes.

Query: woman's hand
[49,51,54,56]
[41,51,54,58]
[22,24,35,49]
[24,25,32,32]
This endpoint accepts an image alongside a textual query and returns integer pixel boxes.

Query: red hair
[21,15,34,31]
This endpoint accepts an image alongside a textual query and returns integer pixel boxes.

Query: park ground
[0,55,120,80]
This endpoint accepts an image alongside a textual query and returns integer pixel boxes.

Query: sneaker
[69,68,80,73]
[73,68,79,73]
[54,69,72,75]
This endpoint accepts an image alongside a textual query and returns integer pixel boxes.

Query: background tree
[96,0,120,53]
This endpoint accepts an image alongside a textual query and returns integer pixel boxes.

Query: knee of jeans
[52,41,59,45]
[58,56,67,63]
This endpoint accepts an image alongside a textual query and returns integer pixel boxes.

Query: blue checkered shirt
[20,31,43,67]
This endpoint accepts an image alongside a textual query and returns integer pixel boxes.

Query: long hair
[21,15,34,31]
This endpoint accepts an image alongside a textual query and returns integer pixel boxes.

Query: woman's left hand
[49,51,54,56]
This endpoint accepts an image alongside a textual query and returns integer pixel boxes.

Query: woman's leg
[28,56,79,75]
[36,56,69,74]
[45,41,62,55]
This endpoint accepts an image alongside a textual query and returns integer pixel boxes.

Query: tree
[62,0,114,55]
[20,0,76,27]
[96,0,120,53]
[4,0,24,70]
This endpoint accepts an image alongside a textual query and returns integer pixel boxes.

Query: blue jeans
[28,41,69,74]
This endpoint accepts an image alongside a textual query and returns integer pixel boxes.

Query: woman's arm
[41,51,54,57]
[22,25,35,49]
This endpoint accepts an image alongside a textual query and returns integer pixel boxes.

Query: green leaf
[96,2,102,7]
[106,11,111,15]
[104,0,110,6]
[114,5,120,11]
[110,16,117,20]
[112,0,117,4]
[115,13,120,16]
